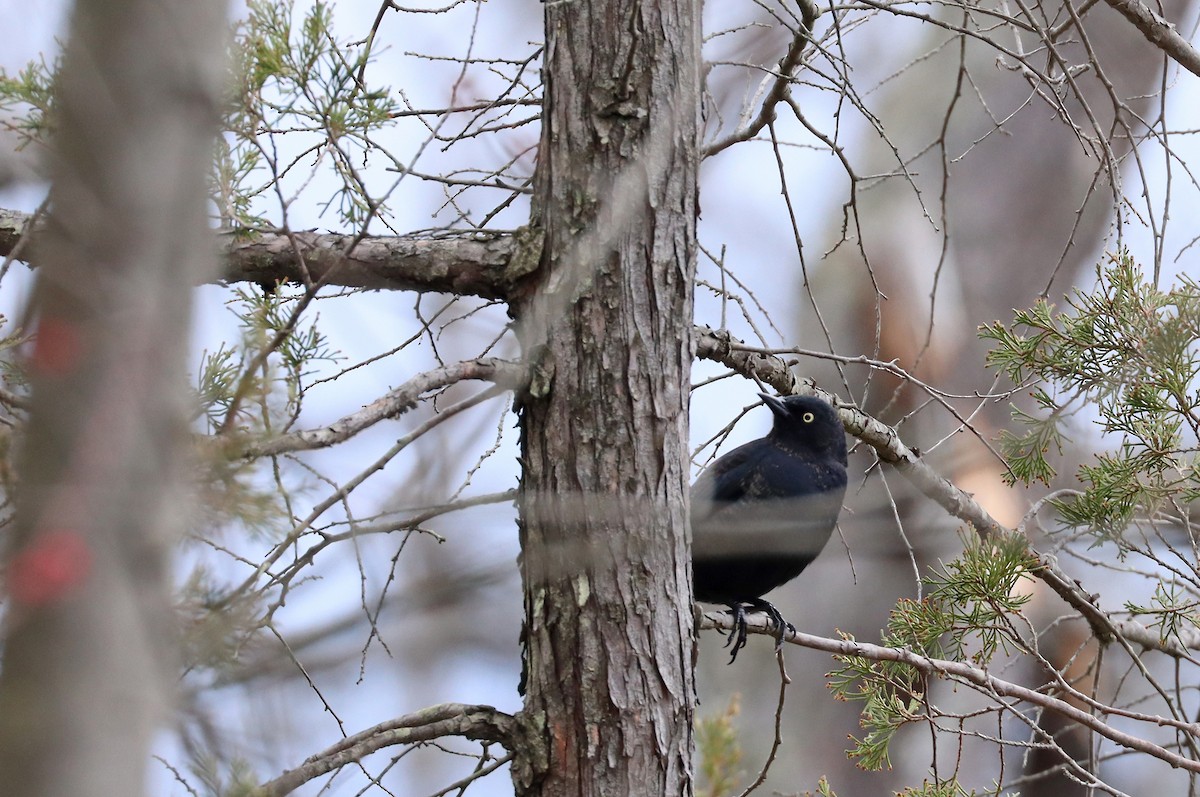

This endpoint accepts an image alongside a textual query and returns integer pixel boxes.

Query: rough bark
[510,1,701,795]
[0,0,226,794]
[0,208,530,299]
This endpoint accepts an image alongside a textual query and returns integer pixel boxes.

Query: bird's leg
[722,603,751,664]
[746,598,795,652]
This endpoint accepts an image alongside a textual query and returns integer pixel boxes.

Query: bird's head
[759,393,847,460]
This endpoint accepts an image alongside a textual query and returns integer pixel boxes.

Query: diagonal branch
[694,327,1003,529]
[1101,0,1200,78]
[256,703,515,797]
[702,12,817,158]
[229,358,527,458]
[0,207,42,264]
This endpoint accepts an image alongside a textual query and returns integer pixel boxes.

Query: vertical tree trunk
[0,0,226,795]
[512,2,701,796]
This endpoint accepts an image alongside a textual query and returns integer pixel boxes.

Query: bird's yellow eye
[803,412,815,423]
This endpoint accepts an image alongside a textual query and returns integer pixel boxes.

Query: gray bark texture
[0,0,227,795]
[511,1,702,795]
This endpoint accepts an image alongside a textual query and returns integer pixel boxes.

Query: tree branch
[256,703,515,797]
[703,6,819,158]
[701,611,1200,775]
[1101,0,1200,78]
[0,208,523,299]
[219,228,520,297]
[229,358,528,458]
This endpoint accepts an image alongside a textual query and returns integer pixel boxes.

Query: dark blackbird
[692,393,848,662]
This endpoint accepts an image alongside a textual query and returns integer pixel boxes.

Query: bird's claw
[751,599,794,651]
[722,604,750,664]
[722,600,794,663]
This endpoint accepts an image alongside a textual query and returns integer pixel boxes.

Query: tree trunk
[511,1,701,796]
[0,0,226,794]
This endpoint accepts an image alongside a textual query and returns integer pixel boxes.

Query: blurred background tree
[0,0,1199,795]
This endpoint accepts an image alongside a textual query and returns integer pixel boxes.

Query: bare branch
[0,208,524,299]
[734,652,790,797]
[700,612,1200,775]
[219,228,521,298]
[1100,0,1200,78]
[230,358,527,458]
[256,703,515,797]
[703,10,818,158]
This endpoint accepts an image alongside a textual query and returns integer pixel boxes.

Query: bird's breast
[691,493,842,558]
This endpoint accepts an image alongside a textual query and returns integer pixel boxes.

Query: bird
[691,392,848,663]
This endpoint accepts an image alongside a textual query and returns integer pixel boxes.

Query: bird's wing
[690,442,764,521]
[691,442,848,558]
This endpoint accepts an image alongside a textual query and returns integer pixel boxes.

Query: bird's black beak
[758,392,788,418]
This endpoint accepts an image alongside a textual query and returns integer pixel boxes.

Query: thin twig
[230,358,527,458]
[734,650,791,797]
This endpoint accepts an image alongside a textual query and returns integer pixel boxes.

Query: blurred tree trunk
[0,0,226,795]
[511,1,701,795]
